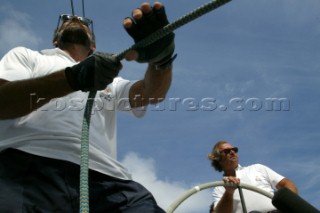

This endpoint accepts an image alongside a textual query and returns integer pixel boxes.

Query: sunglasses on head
[220,147,238,155]
[56,14,94,32]
[60,14,92,25]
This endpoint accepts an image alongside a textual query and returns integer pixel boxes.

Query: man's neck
[224,170,236,176]
[61,44,91,62]
[223,165,238,176]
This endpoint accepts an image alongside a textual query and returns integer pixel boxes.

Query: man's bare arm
[0,70,72,119]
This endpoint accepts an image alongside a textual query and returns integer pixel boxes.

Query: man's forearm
[0,70,73,119]
[129,64,172,108]
[277,178,298,194]
[144,63,172,102]
[215,191,235,213]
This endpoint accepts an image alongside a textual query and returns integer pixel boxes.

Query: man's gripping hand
[65,52,122,92]
[124,2,176,68]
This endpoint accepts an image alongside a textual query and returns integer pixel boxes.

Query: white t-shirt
[0,47,145,180]
[212,164,284,213]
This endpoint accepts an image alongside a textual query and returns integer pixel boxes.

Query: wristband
[151,53,177,70]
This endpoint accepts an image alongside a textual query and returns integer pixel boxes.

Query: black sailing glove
[124,5,176,68]
[65,52,122,92]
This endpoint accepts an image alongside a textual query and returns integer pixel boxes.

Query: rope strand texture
[79,91,96,213]
[79,0,232,212]
[115,0,232,60]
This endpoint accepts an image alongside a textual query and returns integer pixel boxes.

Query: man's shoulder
[1,47,42,68]
[113,76,126,82]
[5,47,39,58]
[9,46,34,52]
[248,163,265,167]
[243,163,268,171]
[110,76,133,87]
[40,48,65,56]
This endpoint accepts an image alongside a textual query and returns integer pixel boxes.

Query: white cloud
[0,4,42,56]
[121,152,213,213]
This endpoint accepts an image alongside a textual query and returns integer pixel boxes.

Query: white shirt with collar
[212,164,284,213]
[0,47,145,180]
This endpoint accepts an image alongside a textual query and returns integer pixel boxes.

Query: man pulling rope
[0,2,174,212]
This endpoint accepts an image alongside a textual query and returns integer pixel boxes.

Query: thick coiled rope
[79,0,232,212]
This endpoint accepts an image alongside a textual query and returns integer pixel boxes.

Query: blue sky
[1,0,319,212]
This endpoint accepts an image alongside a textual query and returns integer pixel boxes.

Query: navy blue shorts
[0,148,165,213]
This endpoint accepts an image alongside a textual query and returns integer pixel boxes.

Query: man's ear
[53,40,58,47]
[88,44,96,55]
[90,43,96,52]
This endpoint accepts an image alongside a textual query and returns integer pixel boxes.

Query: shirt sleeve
[112,77,146,118]
[256,164,285,189]
[0,47,35,81]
